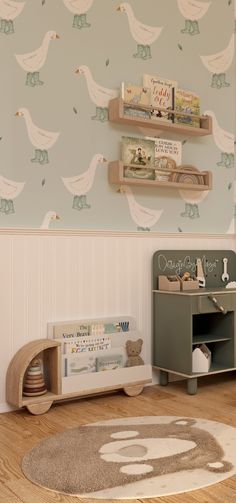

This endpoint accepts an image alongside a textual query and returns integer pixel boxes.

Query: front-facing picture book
[121,82,151,119]
[121,82,151,107]
[174,88,200,127]
[121,136,155,169]
[143,74,177,122]
[146,137,182,182]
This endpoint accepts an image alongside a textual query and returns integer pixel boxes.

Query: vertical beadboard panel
[1,233,235,411]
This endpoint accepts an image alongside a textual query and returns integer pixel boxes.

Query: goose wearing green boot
[177,0,211,36]
[15,108,60,165]
[15,31,59,87]
[0,0,25,35]
[0,174,25,214]
[61,153,107,211]
[75,66,118,122]
[179,188,209,220]
[204,110,234,169]
[116,2,163,60]
[200,34,234,89]
[63,0,93,29]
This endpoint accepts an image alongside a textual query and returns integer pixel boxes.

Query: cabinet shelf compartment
[108,98,212,137]
[109,161,212,191]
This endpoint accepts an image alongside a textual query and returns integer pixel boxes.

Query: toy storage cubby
[152,250,236,395]
[6,316,152,415]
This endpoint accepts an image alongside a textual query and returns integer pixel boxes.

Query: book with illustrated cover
[96,353,123,372]
[64,354,96,376]
[121,82,151,107]
[121,136,155,169]
[121,82,151,119]
[143,74,177,122]
[174,88,200,127]
[146,137,182,182]
[52,323,89,339]
[63,336,112,354]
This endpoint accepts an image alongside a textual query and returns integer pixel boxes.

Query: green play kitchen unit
[153,250,236,395]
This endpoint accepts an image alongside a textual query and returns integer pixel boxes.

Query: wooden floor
[1,374,236,503]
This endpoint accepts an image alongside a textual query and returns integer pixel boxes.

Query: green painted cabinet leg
[160,370,168,386]
[187,378,198,395]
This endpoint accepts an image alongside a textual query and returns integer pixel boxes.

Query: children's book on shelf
[63,336,112,354]
[96,353,123,371]
[143,74,177,122]
[121,136,155,170]
[64,354,96,376]
[121,82,151,107]
[121,82,151,119]
[174,88,200,127]
[146,138,182,182]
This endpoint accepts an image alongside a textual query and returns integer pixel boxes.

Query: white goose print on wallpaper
[0,0,25,35]
[116,2,163,60]
[179,187,209,220]
[119,185,163,231]
[177,0,211,36]
[15,108,60,165]
[75,66,118,122]
[200,34,234,89]
[0,174,25,215]
[61,153,107,210]
[15,31,60,87]
[204,110,234,169]
[40,211,60,229]
[63,0,93,30]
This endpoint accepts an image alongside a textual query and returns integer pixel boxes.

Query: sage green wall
[0,0,234,231]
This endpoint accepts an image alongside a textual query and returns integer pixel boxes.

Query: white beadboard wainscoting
[1,231,235,412]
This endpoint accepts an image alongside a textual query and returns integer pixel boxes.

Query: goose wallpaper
[0,0,235,232]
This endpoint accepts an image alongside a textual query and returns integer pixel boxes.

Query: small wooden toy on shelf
[23,357,47,397]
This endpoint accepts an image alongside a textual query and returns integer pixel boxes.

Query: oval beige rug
[22,416,236,499]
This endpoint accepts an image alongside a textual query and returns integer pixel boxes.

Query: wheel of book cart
[123,384,144,396]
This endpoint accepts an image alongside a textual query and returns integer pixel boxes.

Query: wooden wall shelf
[109,98,212,137]
[108,161,212,191]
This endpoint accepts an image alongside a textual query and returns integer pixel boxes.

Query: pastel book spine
[174,88,200,127]
[143,74,177,122]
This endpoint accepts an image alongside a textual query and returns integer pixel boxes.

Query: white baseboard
[0,403,15,413]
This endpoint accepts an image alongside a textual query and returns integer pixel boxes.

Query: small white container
[192,344,211,373]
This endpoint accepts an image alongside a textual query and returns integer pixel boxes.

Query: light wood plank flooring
[1,374,236,503]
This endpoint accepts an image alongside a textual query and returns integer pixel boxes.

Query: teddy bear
[125,338,144,367]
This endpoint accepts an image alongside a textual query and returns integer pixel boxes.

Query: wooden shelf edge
[20,378,152,406]
[109,98,212,137]
[108,161,212,191]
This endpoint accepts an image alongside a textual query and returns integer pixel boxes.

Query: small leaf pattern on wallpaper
[0,0,235,232]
